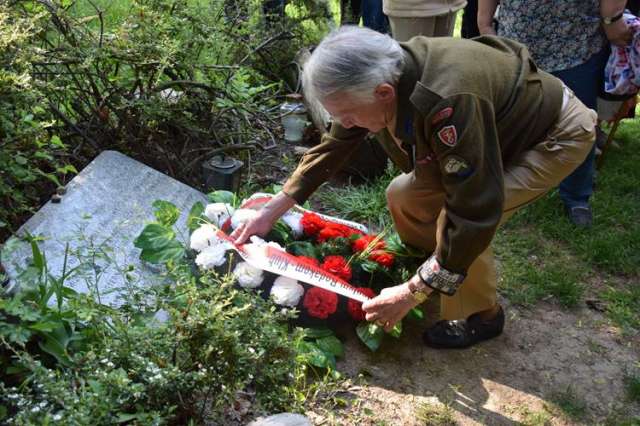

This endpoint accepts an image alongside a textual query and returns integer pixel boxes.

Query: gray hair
[302,26,405,103]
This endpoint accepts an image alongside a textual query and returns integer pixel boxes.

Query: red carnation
[301,212,326,236]
[316,223,350,242]
[352,235,386,253]
[370,250,395,268]
[297,256,320,267]
[303,287,338,319]
[320,255,352,281]
[347,287,377,321]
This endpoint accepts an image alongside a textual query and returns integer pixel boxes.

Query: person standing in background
[478,0,631,227]
[383,0,467,40]
[342,0,390,33]
[461,0,480,38]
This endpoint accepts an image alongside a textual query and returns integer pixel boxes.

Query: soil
[307,296,640,425]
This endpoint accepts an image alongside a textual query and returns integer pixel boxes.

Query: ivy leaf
[389,321,402,338]
[268,222,291,244]
[385,232,425,258]
[316,335,344,358]
[297,341,330,368]
[356,322,384,352]
[152,200,180,227]
[303,327,333,339]
[270,184,283,194]
[134,224,175,251]
[287,241,320,259]
[139,240,185,264]
[56,164,78,175]
[408,307,424,320]
[361,260,381,274]
[50,135,65,148]
[207,190,236,206]
[187,202,205,232]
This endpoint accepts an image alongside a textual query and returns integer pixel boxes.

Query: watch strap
[417,255,465,296]
[602,12,624,25]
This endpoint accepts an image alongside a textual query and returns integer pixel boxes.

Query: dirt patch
[308,298,640,425]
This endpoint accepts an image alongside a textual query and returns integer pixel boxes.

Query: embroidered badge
[437,125,458,147]
[431,107,453,125]
[443,155,470,175]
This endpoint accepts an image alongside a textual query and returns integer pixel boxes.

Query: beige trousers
[388,12,456,41]
[386,87,597,320]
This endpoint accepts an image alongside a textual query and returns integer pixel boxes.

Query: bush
[0,235,311,424]
[1,0,332,240]
[0,8,75,239]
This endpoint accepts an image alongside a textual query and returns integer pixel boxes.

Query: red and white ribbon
[215,229,371,303]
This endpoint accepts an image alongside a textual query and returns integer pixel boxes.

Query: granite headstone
[1,150,208,306]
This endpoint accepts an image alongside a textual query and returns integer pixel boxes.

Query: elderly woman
[233,27,596,349]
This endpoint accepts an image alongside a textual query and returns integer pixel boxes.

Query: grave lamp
[202,154,244,193]
[280,93,308,143]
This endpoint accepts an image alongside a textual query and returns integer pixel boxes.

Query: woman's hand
[362,280,422,333]
[230,191,297,244]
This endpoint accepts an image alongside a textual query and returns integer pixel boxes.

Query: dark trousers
[341,0,389,33]
[461,0,480,38]
[552,46,610,208]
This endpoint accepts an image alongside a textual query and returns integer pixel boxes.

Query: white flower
[233,262,264,289]
[249,235,285,252]
[231,209,259,229]
[281,211,303,237]
[204,203,235,227]
[270,276,304,307]
[190,224,222,251]
[195,244,227,269]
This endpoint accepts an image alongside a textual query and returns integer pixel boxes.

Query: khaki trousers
[388,12,456,41]
[386,87,597,320]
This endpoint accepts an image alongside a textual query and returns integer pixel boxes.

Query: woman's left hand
[362,282,420,333]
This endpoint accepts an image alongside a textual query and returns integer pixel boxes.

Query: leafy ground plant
[0,204,323,424]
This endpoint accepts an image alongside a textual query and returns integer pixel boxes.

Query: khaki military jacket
[283,36,563,275]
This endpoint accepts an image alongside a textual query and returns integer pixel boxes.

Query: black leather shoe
[423,306,505,349]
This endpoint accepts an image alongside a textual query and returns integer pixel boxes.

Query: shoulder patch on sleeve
[437,125,458,147]
[443,155,471,176]
[431,107,453,125]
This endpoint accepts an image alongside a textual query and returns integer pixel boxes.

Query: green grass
[516,407,553,426]
[625,372,640,403]
[494,226,585,307]
[602,285,640,331]
[315,165,395,230]
[509,123,640,275]
[548,386,588,421]
[415,402,458,426]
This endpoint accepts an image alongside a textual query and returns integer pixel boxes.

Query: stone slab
[247,413,311,426]
[1,150,208,306]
